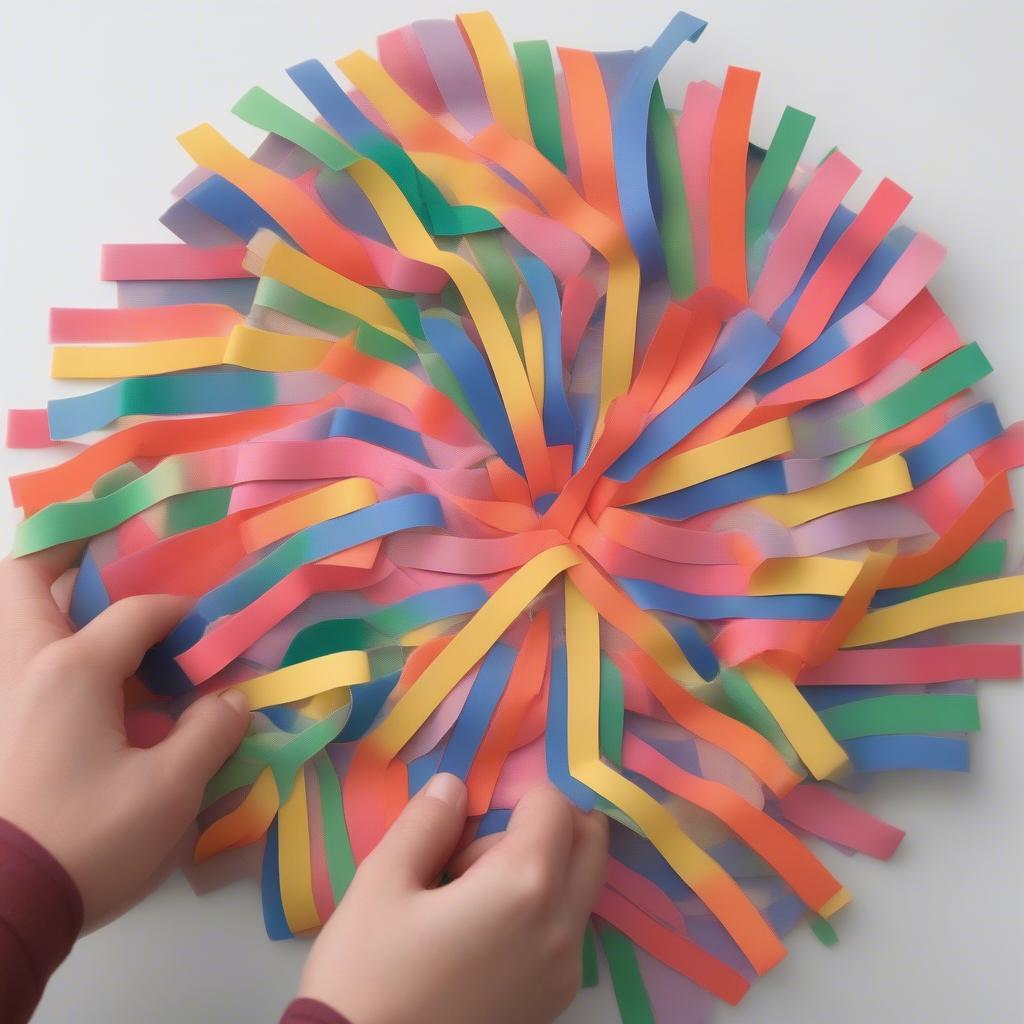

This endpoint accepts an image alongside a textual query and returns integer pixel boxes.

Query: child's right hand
[296,775,608,1024]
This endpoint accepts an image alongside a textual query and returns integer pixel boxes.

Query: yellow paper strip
[519,307,546,411]
[754,454,912,527]
[458,12,534,143]
[253,236,415,347]
[52,336,229,378]
[744,661,850,780]
[194,766,278,863]
[628,419,794,502]
[563,579,786,974]
[344,156,550,489]
[241,478,378,551]
[224,325,334,372]
[338,47,637,428]
[278,765,321,933]
[370,545,580,757]
[843,575,1024,648]
[750,555,862,597]
[231,650,372,710]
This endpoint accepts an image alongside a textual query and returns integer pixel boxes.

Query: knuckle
[545,921,577,963]
[508,861,555,911]
[104,594,157,631]
[32,639,87,681]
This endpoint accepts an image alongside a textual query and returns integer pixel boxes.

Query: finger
[2,540,87,590]
[364,773,468,889]
[66,594,191,682]
[447,832,502,879]
[476,784,576,884]
[565,810,609,923]
[0,541,87,653]
[148,689,251,802]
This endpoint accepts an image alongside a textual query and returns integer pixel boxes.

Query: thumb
[367,773,468,889]
[69,594,191,683]
[149,689,251,801]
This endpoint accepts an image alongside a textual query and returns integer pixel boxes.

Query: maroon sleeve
[0,818,83,1024]
[280,997,354,1024]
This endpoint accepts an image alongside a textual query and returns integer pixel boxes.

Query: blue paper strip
[611,12,706,280]
[547,645,598,810]
[438,643,516,780]
[843,734,970,772]
[328,408,433,464]
[619,577,842,621]
[608,311,778,481]
[903,402,1002,485]
[422,315,525,475]
[517,256,576,447]
[48,370,279,439]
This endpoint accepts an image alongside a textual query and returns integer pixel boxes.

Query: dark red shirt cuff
[0,818,84,1024]
[281,997,353,1024]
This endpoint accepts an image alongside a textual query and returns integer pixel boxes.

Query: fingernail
[219,688,250,720]
[424,772,466,811]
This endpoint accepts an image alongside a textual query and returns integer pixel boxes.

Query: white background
[1,0,1021,1021]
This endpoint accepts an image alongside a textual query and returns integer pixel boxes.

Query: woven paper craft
[9,11,1024,1021]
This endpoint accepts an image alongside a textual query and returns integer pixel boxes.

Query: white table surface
[2,1,1021,1020]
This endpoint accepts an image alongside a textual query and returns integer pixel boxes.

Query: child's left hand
[0,544,250,928]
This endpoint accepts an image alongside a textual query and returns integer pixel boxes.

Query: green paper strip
[236,85,498,237]
[16,457,190,556]
[649,82,696,299]
[283,618,385,664]
[594,654,631,822]
[166,486,233,536]
[267,709,350,801]
[833,343,993,448]
[924,539,1005,591]
[746,106,815,254]
[355,324,421,370]
[204,755,267,807]
[381,297,480,426]
[820,694,980,741]
[211,706,350,805]
[881,540,1006,604]
[93,463,142,498]
[581,922,600,988]
[255,277,363,337]
[721,668,800,766]
[315,752,357,904]
[514,40,567,172]
[384,295,426,340]
[466,232,524,355]
[599,655,625,768]
[233,87,361,171]
[810,913,839,946]
[599,925,657,1024]
[255,276,477,424]
[821,441,871,478]
[416,173,502,236]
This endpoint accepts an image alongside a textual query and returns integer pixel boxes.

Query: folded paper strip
[9,11,1023,1021]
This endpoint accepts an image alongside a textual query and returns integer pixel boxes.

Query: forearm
[0,815,352,1024]
[0,819,83,1024]
[280,997,353,1024]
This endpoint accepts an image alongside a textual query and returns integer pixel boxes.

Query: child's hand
[0,545,250,927]
[297,774,609,1024]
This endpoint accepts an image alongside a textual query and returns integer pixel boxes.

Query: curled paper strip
[9,10,1023,1021]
